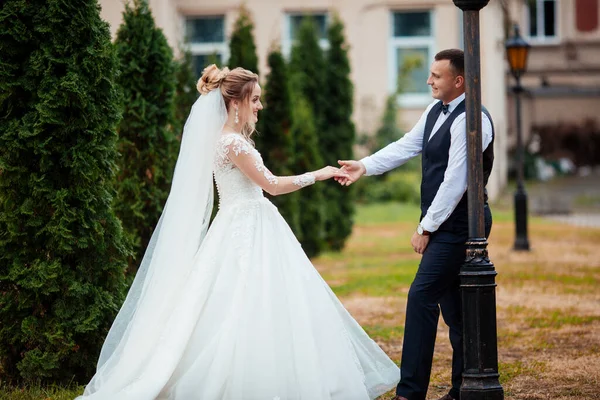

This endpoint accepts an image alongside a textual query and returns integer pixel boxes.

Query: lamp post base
[461,385,504,400]
[460,239,503,400]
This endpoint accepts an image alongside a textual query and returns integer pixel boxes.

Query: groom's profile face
[427,59,463,104]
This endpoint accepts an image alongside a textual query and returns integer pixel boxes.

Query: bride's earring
[235,108,239,125]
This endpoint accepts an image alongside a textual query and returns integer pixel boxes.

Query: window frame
[388,9,436,108]
[524,0,560,44]
[282,11,330,58]
[183,15,229,75]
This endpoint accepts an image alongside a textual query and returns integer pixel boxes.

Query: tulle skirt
[82,198,399,400]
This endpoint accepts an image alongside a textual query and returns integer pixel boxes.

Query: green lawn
[2,201,599,400]
[0,384,82,400]
[355,200,527,225]
[320,201,600,399]
[354,202,422,225]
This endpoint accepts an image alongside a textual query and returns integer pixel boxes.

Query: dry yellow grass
[316,206,600,400]
[2,203,598,399]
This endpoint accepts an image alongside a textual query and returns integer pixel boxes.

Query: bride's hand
[313,166,350,182]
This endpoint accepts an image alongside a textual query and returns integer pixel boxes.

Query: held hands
[313,166,350,182]
[335,160,366,186]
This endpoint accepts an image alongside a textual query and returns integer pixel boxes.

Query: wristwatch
[417,224,431,236]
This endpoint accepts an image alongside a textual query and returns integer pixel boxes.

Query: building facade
[504,0,600,167]
[98,0,508,199]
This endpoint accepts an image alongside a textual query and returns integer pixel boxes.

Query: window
[282,12,329,57]
[389,11,435,106]
[185,16,228,77]
[526,0,558,41]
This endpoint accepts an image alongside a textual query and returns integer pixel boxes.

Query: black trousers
[396,206,492,400]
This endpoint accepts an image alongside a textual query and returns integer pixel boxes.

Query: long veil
[78,89,227,399]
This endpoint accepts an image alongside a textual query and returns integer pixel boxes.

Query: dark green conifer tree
[228,5,259,74]
[289,17,327,133]
[322,14,356,250]
[289,17,328,256]
[113,0,178,268]
[174,49,199,140]
[0,0,129,382]
[374,95,404,151]
[290,98,326,257]
[255,49,300,236]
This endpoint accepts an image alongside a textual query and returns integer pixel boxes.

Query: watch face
[417,225,423,235]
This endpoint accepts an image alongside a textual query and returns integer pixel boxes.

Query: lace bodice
[214,133,316,209]
[214,134,265,208]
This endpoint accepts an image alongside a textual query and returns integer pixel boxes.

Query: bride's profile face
[242,83,263,125]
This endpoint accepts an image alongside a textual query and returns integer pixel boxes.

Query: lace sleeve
[223,134,316,196]
[217,133,253,158]
[293,173,316,187]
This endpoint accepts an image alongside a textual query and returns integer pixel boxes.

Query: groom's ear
[455,75,465,89]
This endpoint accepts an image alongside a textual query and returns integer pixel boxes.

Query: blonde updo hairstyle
[197,64,259,141]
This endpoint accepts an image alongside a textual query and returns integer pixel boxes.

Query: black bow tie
[441,104,450,115]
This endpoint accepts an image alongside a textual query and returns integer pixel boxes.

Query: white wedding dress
[78,92,398,400]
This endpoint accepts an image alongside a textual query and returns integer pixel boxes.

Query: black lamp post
[453,1,504,399]
[505,24,531,251]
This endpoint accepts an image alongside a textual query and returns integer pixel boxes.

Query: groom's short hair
[435,49,465,78]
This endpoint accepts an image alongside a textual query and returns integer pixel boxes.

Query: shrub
[322,13,356,250]
[113,0,178,269]
[355,170,421,204]
[0,0,129,382]
[228,5,259,74]
[255,49,301,236]
[290,98,325,257]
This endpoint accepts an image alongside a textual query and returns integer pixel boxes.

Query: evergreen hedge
[113,0,178,269]
[0,0,129,382]
[322,14,356,250]
[290,98,325,258]
[289,17,327,134]
[255,49,301,237]
[174,49,199,140]
[289,17,327,256]
[228,5,259,74]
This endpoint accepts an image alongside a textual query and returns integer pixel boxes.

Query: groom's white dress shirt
[360,93,493,233]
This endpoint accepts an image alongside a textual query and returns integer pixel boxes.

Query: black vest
[420,100,495,234]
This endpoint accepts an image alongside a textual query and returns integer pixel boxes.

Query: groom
[337,49,494,400]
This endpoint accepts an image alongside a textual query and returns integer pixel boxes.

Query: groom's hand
[336,160,366,186]
[411,232,430,255]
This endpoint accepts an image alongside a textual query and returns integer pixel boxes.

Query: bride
[77,65,399,400]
